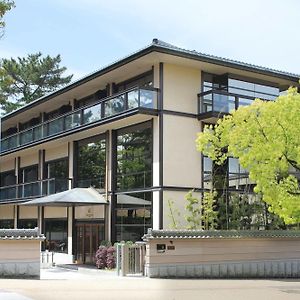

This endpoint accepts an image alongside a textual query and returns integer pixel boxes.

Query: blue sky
[1,0,300,81]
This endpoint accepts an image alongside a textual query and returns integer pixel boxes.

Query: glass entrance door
[75,223,104,264]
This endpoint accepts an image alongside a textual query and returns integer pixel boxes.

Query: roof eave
[2,43,299,121]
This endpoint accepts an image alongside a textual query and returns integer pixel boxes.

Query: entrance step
[56,264,78,271]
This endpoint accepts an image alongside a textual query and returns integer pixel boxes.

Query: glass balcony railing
[0,178,70,202]
[198,90,257,115]
[1,87,158,153]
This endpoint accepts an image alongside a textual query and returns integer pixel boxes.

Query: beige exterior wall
[0,159,15,172]
[45,143,68,162]
[146,238,300,265]
[163,63,201,114]
[19,206,38,219]
[163,190,187,229]
[162,190,202,229]
[44,207,67,218]
[0,205,14,219]
[153,63,160,88]
[75,205,105,219]
[152,118,160,187]
[20,152,38,168]
[0,240,40,261]
[0,238,42,278]
[163,114,202,187]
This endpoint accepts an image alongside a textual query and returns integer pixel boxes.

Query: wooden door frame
[75,221,105,264]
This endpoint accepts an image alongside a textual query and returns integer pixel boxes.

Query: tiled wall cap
[0,227,45,240]
[143,229,300,240]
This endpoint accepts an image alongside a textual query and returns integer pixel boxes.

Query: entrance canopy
[21,187,108,207]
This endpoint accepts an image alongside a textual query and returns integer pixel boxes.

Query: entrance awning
[21,187,108,207]
[117,194,151,206]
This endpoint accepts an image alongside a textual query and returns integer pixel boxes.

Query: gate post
[121,244,129,276]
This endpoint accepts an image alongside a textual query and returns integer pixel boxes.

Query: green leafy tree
[0,0,14,38]
[185,190,218,230]
[201,190,218,230]
[185,190,202,229]
[196,88,300,224]
[0,52,73,113]
[167,198,182,229]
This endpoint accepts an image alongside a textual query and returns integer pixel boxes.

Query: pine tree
[0,52,73,114]
[0,0,14,38]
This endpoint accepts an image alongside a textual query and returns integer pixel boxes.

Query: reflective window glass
[83,104,101,124]
[116,191,152,241]
[104,95,125,117]
[116,122,152,191]
[77,136,106,190]
[44,219,68,253]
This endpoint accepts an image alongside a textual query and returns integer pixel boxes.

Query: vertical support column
[38,149,45,194]
[158,62,164,229]
[14,205,18,228]
[104,130,112,240]
[14,157,20,228]
[110,130,117,242]
[72,206,76,257]
[105,130,111,241]
[68,142,74,259]
[67,207,73,257]
[37,207,42,234]
[152,117,160,230]
[106,83,111,97]
[15,157,20,199]
[68,142,74,189]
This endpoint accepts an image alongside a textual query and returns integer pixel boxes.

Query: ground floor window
[44,219,68,253]
[18,219,37,229]
[0,219,14,228]
[115,191,152,241]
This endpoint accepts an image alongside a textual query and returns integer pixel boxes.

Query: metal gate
[116,242,146,276]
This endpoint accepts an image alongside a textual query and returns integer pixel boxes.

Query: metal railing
[0,178,70,202]
[1,87,158,153]
[198,90,259,115]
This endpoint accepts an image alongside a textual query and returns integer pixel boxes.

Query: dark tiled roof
[151,38,300,79]
[143,229,300,240]
[0,227,45,240]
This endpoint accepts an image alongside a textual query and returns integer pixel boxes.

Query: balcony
[198,90,255,122]
[0,178,70,203]
[1,87,158,153]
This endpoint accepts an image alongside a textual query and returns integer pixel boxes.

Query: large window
[18,219,37,229]
[44,219,68,253]
[0,170,15,187]
[228,78,279,101]
[114,121,153,241]
[0,170,16,200]
[116,122,152,191]
[115,192,152,241]
[201,73,280,113]
[0,220,14,228]
[201,155,287,230]
[45,158,69,193]
[19,165,39,198]
[76,135,106,190]
[114,71,153,93]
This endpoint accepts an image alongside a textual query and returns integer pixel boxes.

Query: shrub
[106,246,116,269]
[95,246,107,269]
[95,245,116,269]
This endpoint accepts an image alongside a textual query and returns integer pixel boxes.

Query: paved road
[0,268,300,300]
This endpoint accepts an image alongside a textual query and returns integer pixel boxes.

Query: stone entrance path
[0,267,300,300]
